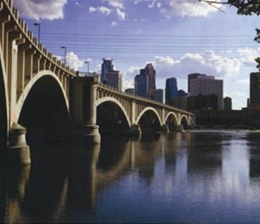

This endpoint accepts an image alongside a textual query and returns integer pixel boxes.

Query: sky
[12,0,260,109]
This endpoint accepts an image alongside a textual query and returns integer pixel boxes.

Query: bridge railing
[1,0,77,77]
[97,83,194,116]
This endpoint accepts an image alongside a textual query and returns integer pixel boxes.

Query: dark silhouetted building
[145,63,156,91]
[151,89,163,103]
[224,97,232,110]
[101,58,114,84]
[187,94,218,110]
[125,88,134,94]
[250,72,260,108]
[135,70,149,97]
[165,77,178,104]
[106,70,122,91]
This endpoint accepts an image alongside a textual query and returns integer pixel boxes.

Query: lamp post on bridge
[34,22,41,42]
[61,46,67,65]
[85,61,89,76]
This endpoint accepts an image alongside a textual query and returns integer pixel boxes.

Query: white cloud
[122,50,243,88]
[105,0,124,10]
[66,52,84,71]
[137,0,222,17]
[111,21,118,27]
[89,1,125,21]
[89,6,112,15]
[238,78,249,85]
[116,8,126,20]
[13,0,67,20]
[236,47,260,67]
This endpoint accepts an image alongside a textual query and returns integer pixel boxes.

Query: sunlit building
[189,74,223,110]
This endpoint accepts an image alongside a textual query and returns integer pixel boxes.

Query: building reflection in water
[2,131,260,223]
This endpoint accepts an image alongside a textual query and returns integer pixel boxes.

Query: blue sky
[12,0,260,109]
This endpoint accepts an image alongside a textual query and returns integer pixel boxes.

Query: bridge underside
[18,76,70,144]
[138,110,161,134]
[0,58,7,161]
[97,102,129,134]
[165,114,178,132]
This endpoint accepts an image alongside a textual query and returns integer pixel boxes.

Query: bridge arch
[17,70,70,143]
[164,112,179,132]
[95,97,131,134]
[180,115,189,129]
[136,107,162,134]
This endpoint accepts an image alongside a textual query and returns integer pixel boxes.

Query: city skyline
[13,0,260,109]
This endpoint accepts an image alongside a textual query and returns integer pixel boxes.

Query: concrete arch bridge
[0,0,194,166]
[70,77,194,143]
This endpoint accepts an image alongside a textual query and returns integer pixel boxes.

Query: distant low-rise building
[224,97,232,110]
[150,89,163,103]
[125,88,134,94]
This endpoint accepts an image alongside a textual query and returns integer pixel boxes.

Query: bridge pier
[8,123,31,166]
[70,76,101,145]
[128,124,142,135]
[176,124,185,133]
[161,124,169,133]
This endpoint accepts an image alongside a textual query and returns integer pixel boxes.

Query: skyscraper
[135,71,149,97]
[106,70,122,91]
[165,77,178,104]
[250,72,260,108]
[101,58,114,83]
[189,74,223,110]
[145,63,156,91]
[188,73,206,93]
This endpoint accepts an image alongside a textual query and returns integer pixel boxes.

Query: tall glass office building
[165,77,178,104]
[101,58,114,83]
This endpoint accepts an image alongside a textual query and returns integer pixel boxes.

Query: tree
[199,0,260,15]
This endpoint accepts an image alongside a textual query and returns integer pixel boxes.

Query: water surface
[1,130,260,223]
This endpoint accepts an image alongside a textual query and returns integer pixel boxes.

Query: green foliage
[228,0,260,15]
[200,0,260,15]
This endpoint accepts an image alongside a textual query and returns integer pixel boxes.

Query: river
[1,130,260,223]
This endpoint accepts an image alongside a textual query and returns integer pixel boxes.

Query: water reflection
[2,131,260,223]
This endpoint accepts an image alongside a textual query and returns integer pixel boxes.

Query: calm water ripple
[1,130,260,223]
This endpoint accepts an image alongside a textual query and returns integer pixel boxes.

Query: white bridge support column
[129,100,141,135]
[176,112,184,132]
[8,123,30,166]
[70,76,101,145]
[161,108,169,133]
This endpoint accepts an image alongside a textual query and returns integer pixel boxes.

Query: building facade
[145,63,156,91]
[165,77,178,104]
[101,58,114,83]
[224,97,232,110]
[135,72,149,97]
[150,89,164,103]
[250,72,260,108]
[106,70,122,91]
[189,74,223,110]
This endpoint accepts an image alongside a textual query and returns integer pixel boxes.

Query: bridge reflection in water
[3,130,260,223]
[1,132,187,223]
